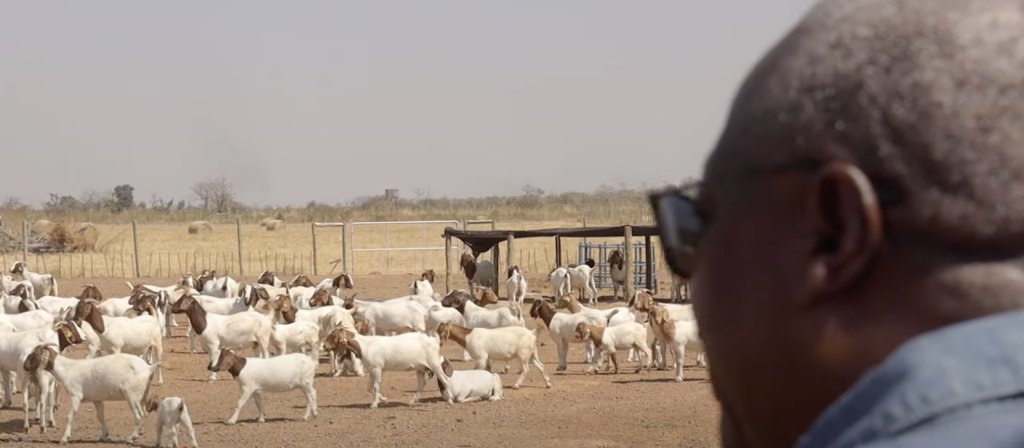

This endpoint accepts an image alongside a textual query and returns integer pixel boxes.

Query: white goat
[506,266,528,307]
[440,290,524,330]
[1,323,78,411]
[195,270,240,298]
[648,305,706,382]
[528,298,605,370]
[433,358,503,404]
[24,345,160,445]
[174,293,259,353]
[437,323,551,389]
[209,349,318,425]
[575,321,652,374]
[171,295,273,382]
[270,321,321,359]
[17,322,83,433]
[567,259,598,305]
[0,309,55,332]
[146,396,199,448]
[347,299,427,336]
[70,299,165,384]
[548,267,571,297]
[459,253,497,292]
[9,261,58,298]
[322,329,450,409]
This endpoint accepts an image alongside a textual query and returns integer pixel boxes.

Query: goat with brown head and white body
[208,348,318,425]
[607,250,628,301]
[437,323,551,389]
[23,344,160,445]
[528,298,605,370]
[195,270,239,298]
[648,305,706,381]
[440,290,523,330]
[322,328,450,409]
[171,295,272,382]
[460,253,497,292]
[2,321,82,429]
[574,321,652,374]
[432,357,503,404]
[69,298,165,384]
[9,261,58,298]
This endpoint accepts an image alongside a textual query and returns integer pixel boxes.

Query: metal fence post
[624,226,634,300]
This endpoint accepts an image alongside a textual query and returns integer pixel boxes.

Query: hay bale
[188,221,213,235]
[264,219,284,231]
[32,219,54,234]
[71,223,99,252]
[258,217,275,228]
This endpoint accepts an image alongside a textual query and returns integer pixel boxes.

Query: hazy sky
[0,1,816,206]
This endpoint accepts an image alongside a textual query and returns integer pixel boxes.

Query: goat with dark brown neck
[171,295,272,382]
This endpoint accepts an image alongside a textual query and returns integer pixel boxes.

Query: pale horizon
[1,1,817,207]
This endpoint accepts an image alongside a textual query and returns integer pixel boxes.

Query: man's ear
[807,162,883,299]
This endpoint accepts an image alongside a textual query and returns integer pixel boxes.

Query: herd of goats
[0,250,705,447]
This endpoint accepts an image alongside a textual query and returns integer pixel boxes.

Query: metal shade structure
[442,225,660,298]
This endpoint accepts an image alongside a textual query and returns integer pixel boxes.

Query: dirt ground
[1,274,720,448]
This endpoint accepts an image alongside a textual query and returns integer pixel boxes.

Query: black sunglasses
[648,188,702,279]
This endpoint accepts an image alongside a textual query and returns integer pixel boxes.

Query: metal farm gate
[578,242,659,292]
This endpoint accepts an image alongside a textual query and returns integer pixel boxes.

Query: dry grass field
[0,274,720,448]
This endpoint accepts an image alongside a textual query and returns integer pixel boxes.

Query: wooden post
[624,225,634,300]
[311,223,318,276]
[22,220,28,261]
[644,235,654,291]
[493,244,501,298]
[342,223,350,274]
[132,220,141,278]
[236,218,245,277]
[555,236,563,267]
[445,234,452,294]
[506,233,514,300]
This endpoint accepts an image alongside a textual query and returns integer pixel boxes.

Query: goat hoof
[257,417,266,423]
[674,377,684,383]
[511,384,521,390]
[59,438,69,445]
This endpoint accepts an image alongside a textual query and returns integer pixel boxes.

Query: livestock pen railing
[0,218,672,286]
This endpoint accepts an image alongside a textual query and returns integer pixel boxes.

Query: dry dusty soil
[1,275,720,448]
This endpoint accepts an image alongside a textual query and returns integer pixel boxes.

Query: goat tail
[142,362,161,410]
[605,309,622,326]
[50,276,59,297]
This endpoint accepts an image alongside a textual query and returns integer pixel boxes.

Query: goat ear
[346,339,363,359]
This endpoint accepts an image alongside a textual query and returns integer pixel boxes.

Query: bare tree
[191,177,236,213]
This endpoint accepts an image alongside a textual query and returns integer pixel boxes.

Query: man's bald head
[691,2,1024,446]
[710,0,1024,258]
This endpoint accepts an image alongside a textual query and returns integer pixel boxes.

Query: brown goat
[459,253,477,291]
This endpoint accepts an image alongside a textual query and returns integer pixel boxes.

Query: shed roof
[443,225,659,256]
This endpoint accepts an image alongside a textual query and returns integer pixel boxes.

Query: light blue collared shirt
[797,309,1024,448]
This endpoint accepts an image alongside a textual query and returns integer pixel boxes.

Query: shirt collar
[797,309,1024,448]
